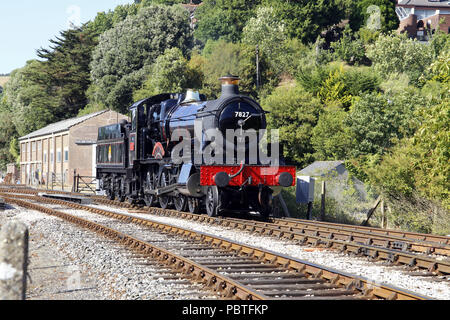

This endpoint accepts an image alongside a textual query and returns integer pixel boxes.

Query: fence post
[320,181,326,221]
[381,200,387,229]
[0,221,29,300]
[306,202,313,220]
[72,170,76,192]
[277,193,291,218]
[362,196,382,226]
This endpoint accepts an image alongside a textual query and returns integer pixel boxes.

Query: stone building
[396,0,450,40]
[18,110,128,189]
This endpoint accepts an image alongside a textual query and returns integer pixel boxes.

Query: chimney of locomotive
[219,75,240,97]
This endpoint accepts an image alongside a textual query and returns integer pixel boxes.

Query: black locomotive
[96,76,296,217]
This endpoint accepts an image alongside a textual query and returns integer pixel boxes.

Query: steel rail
[1,190,449,275]
[3,196,267,300]
[1,188,449,270]
[2,194,432,300]
[276,217,450,249]
[146,207,450,275]
[86,192,450,255]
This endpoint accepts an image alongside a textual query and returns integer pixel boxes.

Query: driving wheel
[174,194,188,212]
[187,197,200,214]
[205,186,220,217]
[144,171,156,207]
[158,169,171,209]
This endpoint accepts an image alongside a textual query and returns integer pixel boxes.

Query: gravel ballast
[0,204,218,300]
[87,203,450,300]
[1,199,449,300]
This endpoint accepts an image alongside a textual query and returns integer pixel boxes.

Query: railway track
[1,187,449,276]
[111,203,450,276]
[1,192,431,300]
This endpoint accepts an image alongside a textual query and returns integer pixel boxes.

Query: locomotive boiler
[96,76,296,217]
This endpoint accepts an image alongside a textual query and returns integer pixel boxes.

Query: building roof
[19,110,109,141]
[398,0,450,8]
[298,161,346,177]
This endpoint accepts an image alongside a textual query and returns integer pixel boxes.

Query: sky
[0,0,133,74]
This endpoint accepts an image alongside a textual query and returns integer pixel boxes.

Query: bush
[363,98,449,234]
[261,83,323,167]
[201,40,274,99]
[311,104,352,161]
[298,62,380,109]
[345,90,423,157]
[366,33,434,85]
[330,26,367,65]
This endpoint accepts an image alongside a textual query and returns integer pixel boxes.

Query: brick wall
[398,13,449,38]
[68,111,128,184]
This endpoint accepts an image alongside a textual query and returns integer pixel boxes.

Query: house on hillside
[181,1,203,29]
[18,110,128,189]
[396,0,450,40]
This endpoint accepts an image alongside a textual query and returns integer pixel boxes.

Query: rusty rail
[1,193,433,300]
[1,187,449,275]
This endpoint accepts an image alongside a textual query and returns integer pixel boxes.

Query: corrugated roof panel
[19,110,108,141]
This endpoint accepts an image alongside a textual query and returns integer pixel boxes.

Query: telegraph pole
[256,45,260,90]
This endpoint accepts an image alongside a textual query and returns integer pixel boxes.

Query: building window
[415,9,437,21]
[50,151,54,164]
[44,151,47,163]
[57,149,61,163]
[64,148,69,162]
[38,141,42,151]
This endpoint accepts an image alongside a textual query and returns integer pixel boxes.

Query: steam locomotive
[96,76,296,217]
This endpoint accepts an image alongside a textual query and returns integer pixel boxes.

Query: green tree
[133,48,201,101]
[34,26,98,119]
[194,0,261,43]
[298,62,380,109]
[330,26,367,65]
[349,0,399,33]
[311,104,352,161]
[261,84,323,166]
[411,99,449,208]
[263,0,344,44]
[201,40,273,99]
[89,5,193,113]
[364,98,449,234]
[242,6,287,74]
[86,3,141,36]
[4,61,60,137]
[345,91,423,158]
[420,49,450,84]
[0,109,19,169]
[366,33,435,85]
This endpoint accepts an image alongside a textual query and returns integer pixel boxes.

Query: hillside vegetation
[0,0,448,234]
